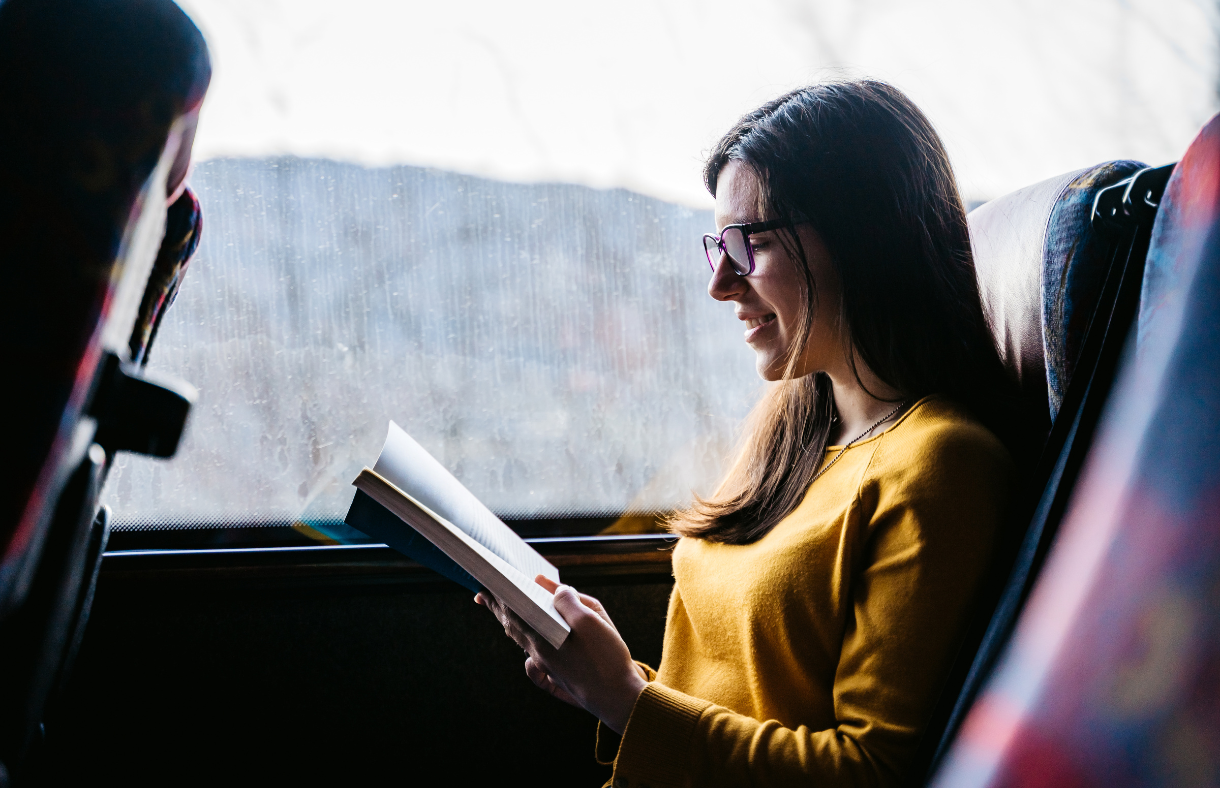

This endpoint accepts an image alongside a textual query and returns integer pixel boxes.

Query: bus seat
[969,160,1146,439]
[0,0,204,622]
[910,157,1180,781]
[0,0,209,778]
[0,147,190,783]
[128,188,204,369]
[931,109,1220,788]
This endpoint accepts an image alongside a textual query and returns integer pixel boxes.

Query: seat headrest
[969,160,1145,430]
[0,0,211,619]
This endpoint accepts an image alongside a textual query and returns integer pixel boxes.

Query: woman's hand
[475,576,648,734]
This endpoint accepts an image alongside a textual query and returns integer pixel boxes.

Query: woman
[477,80,1016,787]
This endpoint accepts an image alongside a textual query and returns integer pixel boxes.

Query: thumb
[551,584,593,623]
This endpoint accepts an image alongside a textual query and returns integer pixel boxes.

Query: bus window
[102,0,1218,549]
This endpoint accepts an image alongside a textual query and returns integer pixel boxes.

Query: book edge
[353,469,569,648]
[375,423,560,583]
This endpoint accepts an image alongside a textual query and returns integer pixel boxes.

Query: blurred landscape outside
[107,160,744,529]
[103,0,1220,535]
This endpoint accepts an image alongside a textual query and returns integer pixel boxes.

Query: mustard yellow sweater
[603,396,1012,787]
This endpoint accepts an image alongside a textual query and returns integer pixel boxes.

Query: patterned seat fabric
[1041,161,1146,419]
[933,110,1220,788]
[969,160,1145,432]
[129,186,204,367]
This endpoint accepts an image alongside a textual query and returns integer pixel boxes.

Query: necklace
[810,400,908,484]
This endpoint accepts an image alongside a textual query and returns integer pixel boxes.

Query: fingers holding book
[534,575,621,635]
[475,591,547,655]
[475,577,648,735]
[475,589,577,706]
[524,655,581,707]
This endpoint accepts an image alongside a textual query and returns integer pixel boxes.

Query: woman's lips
[743,314,777,342]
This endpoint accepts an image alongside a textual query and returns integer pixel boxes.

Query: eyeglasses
[702,219,793,276]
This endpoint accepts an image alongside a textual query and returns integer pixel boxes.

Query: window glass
[103,0,1219,544]
[106,159,753,540]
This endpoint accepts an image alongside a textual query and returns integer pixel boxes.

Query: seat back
[931,110,1220,788]
[0,137,183,774]
[0,0,197,620]
[0,0,209,775]
[970,160,1147,437]
[910,159,1179,781]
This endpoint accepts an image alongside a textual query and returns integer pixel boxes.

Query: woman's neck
[827,367,906,446]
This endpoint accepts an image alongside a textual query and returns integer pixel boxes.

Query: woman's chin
[754,355,787,382]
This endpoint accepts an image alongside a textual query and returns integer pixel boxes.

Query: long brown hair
[670,80,1015,545]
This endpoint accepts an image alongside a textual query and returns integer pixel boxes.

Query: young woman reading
[476,80,1017,787]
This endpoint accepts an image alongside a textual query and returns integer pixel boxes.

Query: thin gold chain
[810,400,908,484]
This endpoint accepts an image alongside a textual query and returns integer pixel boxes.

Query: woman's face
[709,160,844,381]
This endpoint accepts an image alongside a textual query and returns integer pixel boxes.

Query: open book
[345,422,569,648]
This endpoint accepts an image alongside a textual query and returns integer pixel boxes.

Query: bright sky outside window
[183,0,1217,205]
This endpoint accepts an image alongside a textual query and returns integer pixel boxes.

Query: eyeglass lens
[704,227,751,275]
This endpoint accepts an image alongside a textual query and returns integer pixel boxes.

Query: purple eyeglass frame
[703,218,794,275]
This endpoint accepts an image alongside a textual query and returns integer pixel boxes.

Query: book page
[372,422,558,584]
[439,515,568,638]
[354,469,569,647]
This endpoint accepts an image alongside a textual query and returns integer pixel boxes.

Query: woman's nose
[708,253,747,301]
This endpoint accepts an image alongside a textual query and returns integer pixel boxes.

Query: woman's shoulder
[868,395,1013,491]
[855,396,1015,547]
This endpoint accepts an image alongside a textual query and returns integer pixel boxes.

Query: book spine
[345,490,482,593]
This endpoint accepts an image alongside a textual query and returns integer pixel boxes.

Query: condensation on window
[103,157,762,531]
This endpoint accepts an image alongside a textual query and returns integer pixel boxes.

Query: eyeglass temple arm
[739,218,793,233]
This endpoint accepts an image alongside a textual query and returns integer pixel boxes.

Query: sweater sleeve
[609,425,1010,788]
[596,662,659,766]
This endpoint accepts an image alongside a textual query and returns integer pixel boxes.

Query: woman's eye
[750,240,769,252]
